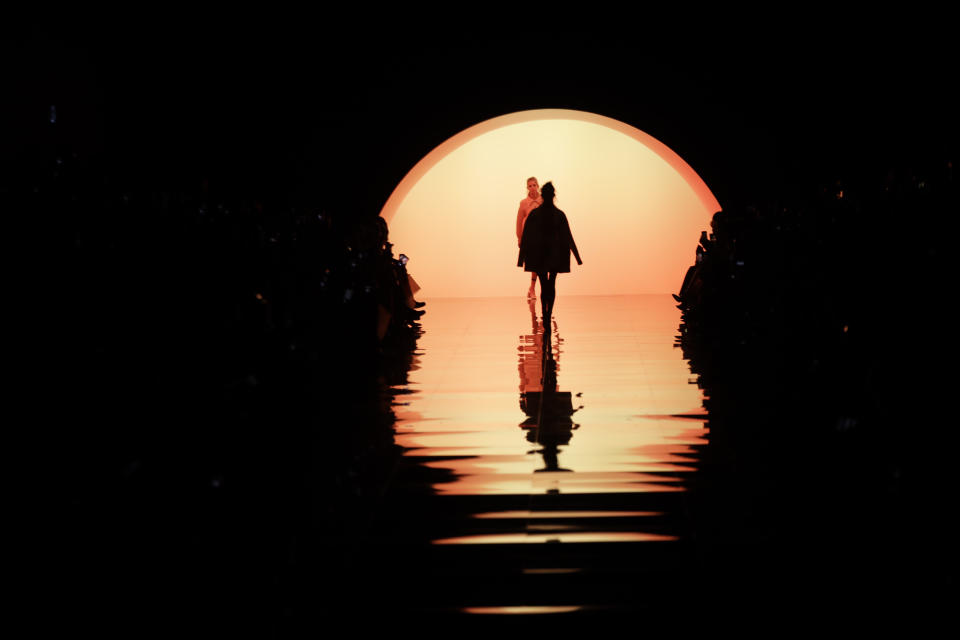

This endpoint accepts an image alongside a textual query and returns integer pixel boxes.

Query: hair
[537,182,559,236]
[526,176,538,186]
[540,181,556,201]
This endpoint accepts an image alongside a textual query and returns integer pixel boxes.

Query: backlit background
[383,110,721,298]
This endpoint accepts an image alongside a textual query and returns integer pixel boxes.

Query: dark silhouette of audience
[674,155,956,621]
[14,93,954,631]
[11,106,428,636]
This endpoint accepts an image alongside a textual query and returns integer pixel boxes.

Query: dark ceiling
[6,16,955,216]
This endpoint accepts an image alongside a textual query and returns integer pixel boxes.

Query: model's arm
[516,203,526,246]
[517,222,526,267]
[566,215,582,265]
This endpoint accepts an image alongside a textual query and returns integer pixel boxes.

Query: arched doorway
[381,109,720,298]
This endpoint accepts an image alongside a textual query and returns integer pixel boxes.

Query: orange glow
[463,606,584,615]
[434,532,679,544]
[521,569,582,575]
[382,109,720,297]
[391,296,706,496]
[472,511,662,519]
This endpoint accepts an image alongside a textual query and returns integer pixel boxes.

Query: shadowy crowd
[13,117,426,635]
[675,157,957,620]
[13,101,956,630]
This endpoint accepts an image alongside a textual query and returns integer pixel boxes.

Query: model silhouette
[517,181,582,320]
[516,176,543,299]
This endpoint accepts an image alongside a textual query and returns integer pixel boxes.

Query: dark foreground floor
[49,295,952,635]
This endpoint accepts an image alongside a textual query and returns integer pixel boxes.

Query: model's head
[526,177,540,199]
[540,181,556,201]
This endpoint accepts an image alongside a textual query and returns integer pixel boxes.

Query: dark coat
[517,203,582,273]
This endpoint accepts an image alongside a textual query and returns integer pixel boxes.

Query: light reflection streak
[390,295,705,546]
[472,511,662,519]
[462,606,583,615]
[435,532,679,544]
[406,452,697,473]
[430,481,685,496]
[521,568,582,575]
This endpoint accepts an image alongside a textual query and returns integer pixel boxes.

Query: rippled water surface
[372,294,707,614]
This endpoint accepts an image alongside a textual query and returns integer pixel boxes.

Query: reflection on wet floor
[378,295,707,614]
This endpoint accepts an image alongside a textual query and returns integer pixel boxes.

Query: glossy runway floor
[357,294,710,617]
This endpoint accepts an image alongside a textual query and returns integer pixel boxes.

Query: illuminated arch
[381,109,721,298]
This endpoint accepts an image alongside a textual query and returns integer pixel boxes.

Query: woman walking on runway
[516,176,543,299]
[517,181,582,321]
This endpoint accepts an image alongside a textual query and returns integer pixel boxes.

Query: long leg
[539,271,557,320]
[547,272,557,318]
[537,272,549,319]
